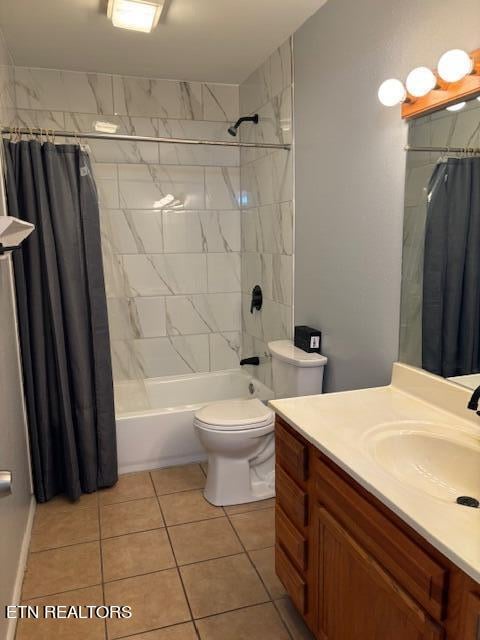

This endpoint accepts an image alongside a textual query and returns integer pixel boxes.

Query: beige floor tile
[169,517,242,565]
[101,497,164,538]
[275,597,316,640]
[102,529,175,582]
[104,569,191,639]
[126,622,198,639]
[249,547,287,599]
[100,472,155,505]
[229,508,275,551]
[30,506,99,552]
[35,492,98,515]
[16,586,104,640]
[180,553,269,618]
[151,464,205,495]
[22,542,102,599]
[196,602,290,640]
[224,498,275,516]
[159,490,224,526]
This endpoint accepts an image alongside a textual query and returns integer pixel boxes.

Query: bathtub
[115,369,274,474]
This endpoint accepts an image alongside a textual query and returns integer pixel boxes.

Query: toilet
[194,340,328,506]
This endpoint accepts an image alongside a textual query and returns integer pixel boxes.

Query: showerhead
[227,114,259,137]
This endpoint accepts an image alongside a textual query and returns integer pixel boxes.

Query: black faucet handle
[250,285,263,314]
[467,384,480,413]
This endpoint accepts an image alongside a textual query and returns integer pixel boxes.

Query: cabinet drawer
[276,419,308,483]
[276,543,307,614]
[276,464,308,530]
[314,454,448,621]
[276,505,307,571]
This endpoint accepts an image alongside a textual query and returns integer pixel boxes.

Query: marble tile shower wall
[239,40,294,387]
[12,67,242,383]
[399,98,480,367]
[0,31,15,126]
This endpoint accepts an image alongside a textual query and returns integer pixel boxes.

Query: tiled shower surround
[12,67,242,392]
[239,40,294,388]
[0,31,14,127]
[10,40,294,404]
[399,98,480,367]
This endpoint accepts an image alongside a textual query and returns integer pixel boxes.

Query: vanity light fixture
[405,67,437,97]
[446,101,466,112]
[377,79,407,107]
[107,0,164,33]
[378,47,480,119]
[437,49,474,83]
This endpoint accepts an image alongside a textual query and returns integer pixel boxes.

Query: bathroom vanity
[271,364,480,640]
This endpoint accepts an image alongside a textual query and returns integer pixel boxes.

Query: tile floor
[16,464,315,640]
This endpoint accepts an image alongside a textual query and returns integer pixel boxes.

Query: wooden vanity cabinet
[464,593,480,640]
[274,416,480,640]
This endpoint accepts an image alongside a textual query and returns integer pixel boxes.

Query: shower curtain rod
[405,144,480,153]
[1,127,291,151]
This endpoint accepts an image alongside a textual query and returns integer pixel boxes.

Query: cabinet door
[464,593,480,640]
[314,505,444,640]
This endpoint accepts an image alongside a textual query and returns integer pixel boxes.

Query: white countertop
[270,363,480,583]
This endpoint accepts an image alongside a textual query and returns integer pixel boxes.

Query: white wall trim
[6,495,36,640]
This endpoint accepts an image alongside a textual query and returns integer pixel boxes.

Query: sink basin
[363,422,480,503]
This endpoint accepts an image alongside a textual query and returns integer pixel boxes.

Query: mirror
[399,96,480,390]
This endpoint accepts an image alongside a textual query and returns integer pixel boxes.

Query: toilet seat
[194,398,274,431]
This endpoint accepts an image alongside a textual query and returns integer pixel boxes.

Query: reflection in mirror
[399,96,480,390]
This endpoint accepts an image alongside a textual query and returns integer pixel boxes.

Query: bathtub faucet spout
[240,356,260,366]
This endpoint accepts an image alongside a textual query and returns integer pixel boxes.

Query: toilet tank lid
[268,340,328,368]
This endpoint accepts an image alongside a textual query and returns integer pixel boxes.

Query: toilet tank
[268,340,328,399]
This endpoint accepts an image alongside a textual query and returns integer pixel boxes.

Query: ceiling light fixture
[107,0,164,33]
[437,49,474,83]
[94,121,119,133]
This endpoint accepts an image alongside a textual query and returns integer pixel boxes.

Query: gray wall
[293,0,480,392]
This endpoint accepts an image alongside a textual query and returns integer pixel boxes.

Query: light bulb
[446,101,466,112]
[406,67,437,97]
[437,49,473,83]
[377,79,407,107]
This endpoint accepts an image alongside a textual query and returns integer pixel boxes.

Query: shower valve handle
[250,285,263,314]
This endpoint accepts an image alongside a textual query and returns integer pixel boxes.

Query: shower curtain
[3,140,118,502]
[422,157,480,378]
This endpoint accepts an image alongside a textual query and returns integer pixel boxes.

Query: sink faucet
[467,385,480,415]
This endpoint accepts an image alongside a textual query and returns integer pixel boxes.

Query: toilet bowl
[195,340,328,506]
[194,398,275,506]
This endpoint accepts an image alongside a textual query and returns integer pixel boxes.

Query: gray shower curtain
[3,140,118,502]
[423,157,480,378]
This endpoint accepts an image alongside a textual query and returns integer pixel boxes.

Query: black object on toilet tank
[294,325,322,353]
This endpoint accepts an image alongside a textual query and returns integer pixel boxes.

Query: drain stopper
[456,496,480,508]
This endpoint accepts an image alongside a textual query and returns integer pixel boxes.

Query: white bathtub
[115,369,274,474]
